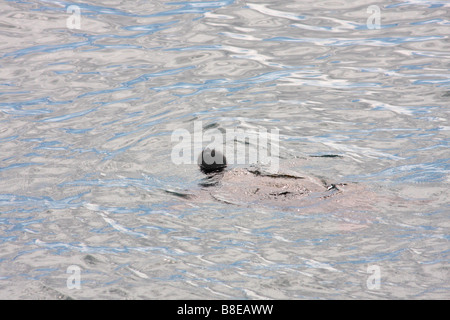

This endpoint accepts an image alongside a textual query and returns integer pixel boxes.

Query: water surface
[0,0,449,299]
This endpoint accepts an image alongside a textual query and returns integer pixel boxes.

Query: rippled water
[0,0,449,299]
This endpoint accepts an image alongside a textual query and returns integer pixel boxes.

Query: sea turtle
[189,148,375,212]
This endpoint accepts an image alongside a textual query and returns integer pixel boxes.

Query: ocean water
[0,0,449,299]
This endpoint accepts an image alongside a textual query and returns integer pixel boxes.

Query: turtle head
[198,148,227,174]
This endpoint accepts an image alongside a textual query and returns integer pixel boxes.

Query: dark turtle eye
[198,148,227,174]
